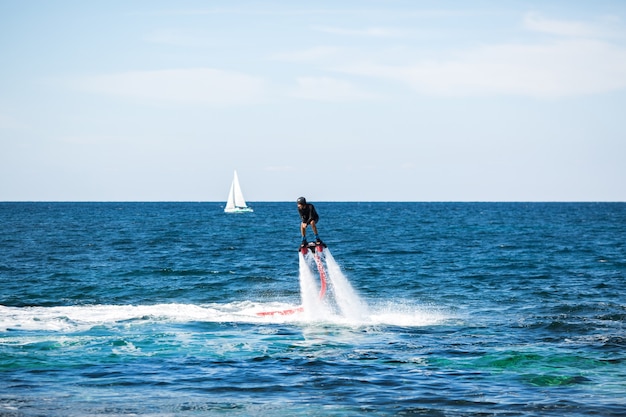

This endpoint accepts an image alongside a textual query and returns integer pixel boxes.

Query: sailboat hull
[224,206,254,213]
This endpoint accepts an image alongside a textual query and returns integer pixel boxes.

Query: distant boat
[224,170,253,213]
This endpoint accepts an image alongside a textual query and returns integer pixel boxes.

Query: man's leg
[310,220,318,235]
[310,220,321,242]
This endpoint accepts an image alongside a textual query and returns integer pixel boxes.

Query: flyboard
[257,241,328,316]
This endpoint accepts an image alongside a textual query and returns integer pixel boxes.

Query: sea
[0,202,624,417]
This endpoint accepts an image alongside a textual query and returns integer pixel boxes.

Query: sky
[1,0,625,202]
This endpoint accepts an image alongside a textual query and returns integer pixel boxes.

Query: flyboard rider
[297,197,322,248]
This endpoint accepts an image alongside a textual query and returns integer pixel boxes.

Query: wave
[0,301,450,333]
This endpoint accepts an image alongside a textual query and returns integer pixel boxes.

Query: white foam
[366,302,450,326]
[0,299,451,332]
[0,303,235,332]
[0,251,452,333]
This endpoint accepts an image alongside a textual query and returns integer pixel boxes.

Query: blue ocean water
[1,202,625,416]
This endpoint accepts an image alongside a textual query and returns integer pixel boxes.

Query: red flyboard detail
[313,253,327,299]
[257,242,328,317]
[256,306,304,316]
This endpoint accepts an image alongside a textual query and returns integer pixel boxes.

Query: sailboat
[224,170,253,213]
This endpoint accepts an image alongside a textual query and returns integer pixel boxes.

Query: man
[297,196,321,246]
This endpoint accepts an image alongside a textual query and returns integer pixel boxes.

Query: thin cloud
[523,12,622,38]
[312,25,406,37]
[72,68,267,106]
[335,14,626,99]
[143,29,217,47]
[289,77,376,102]
[264,166,295,172]
[272,46,342,62]
[340,41,626,98]
[0,113,30,131]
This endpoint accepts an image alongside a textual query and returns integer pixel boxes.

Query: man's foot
[300,239,308,248]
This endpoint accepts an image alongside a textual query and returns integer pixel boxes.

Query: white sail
[224,170,253,213]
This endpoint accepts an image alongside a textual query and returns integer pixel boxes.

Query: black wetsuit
[298,203,319,225]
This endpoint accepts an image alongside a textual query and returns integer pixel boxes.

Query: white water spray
[255,247,449,326]
[324,250,368,321]
[298,252,326,319]
[299,248,367,322]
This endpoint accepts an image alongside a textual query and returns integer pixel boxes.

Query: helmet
[297,197,306,205]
